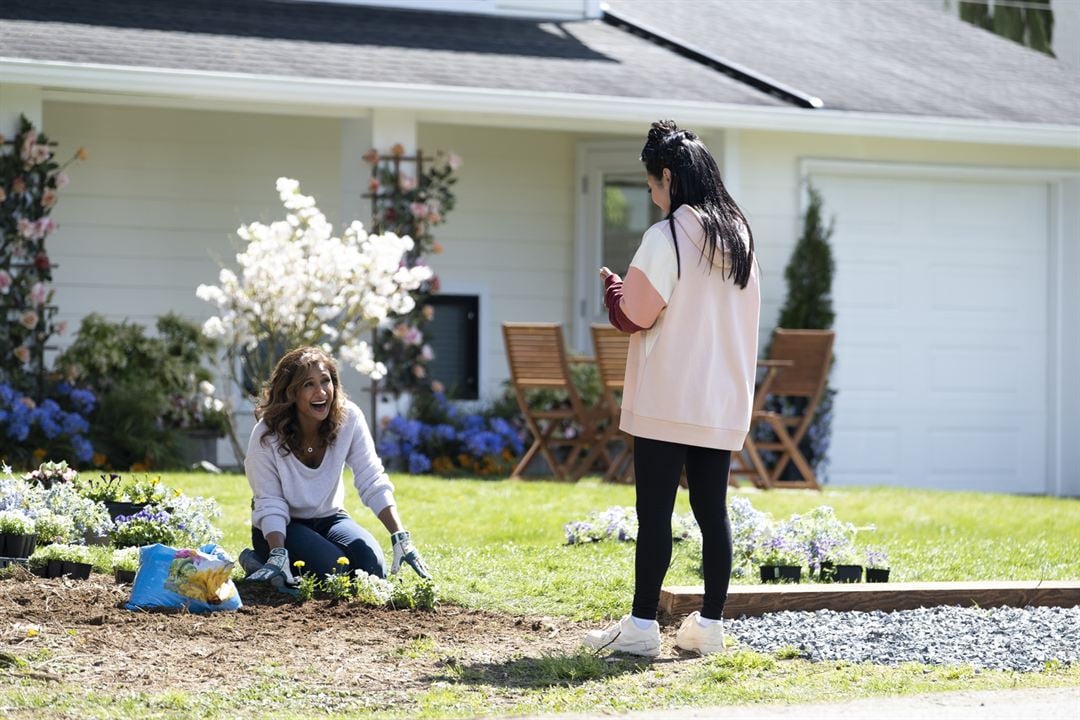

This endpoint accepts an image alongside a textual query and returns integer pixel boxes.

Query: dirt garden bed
[0,569,623,700]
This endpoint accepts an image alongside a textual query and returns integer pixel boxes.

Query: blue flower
[69,389,96,415]
[407,452,431,474]
[70,435,93,463]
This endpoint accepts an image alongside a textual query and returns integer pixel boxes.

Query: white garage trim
[800,159,1080,496]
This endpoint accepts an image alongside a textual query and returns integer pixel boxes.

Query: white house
[2,0,1078,495]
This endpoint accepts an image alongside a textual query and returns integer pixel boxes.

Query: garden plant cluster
[0,460,223,577]
[564,498,889,582]
[293,555,438,610]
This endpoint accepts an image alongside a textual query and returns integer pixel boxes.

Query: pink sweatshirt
[605,204,761,450]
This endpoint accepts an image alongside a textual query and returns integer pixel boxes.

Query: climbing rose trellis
[196,178,432,399]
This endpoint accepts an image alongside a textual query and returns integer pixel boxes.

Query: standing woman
[240,346,429,588]
[584,121,760,656]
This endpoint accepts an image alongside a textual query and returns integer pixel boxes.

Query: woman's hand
[599,266,613,280]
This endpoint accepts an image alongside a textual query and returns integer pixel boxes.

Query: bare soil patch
[0,569,605,704]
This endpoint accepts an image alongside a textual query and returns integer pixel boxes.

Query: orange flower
[390,143,406,158]
[92,452,107,467]
[368,177,380,193]
[75,147,89,162]
[131,462,148,472]
[362,147,379,164]
[432,243,444,255]
[32,448,47,461]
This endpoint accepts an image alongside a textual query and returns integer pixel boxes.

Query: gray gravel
[725,605,1080,672]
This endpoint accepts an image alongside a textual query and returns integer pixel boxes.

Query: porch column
[337,110,419,430]
[1055,178,1080,496]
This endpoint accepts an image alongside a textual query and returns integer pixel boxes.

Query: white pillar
[0,84,43,138]
[1053,178,1080,496]
[336,110,419,430]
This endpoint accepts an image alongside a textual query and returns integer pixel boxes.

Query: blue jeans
[252,511,386,579]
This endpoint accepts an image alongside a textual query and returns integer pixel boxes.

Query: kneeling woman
[241,346,429,587]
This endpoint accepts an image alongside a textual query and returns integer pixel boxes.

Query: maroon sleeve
[604,274,645,333]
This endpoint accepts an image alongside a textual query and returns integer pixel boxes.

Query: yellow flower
[293,560,305,569]
[26,627,39,638]
[336,557,349,566]
[75,146,89,161]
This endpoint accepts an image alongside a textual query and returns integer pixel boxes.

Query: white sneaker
[675,611,728,655]
[582,615,661,657]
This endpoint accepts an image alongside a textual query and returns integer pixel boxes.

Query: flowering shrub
[0,381,94,467]
[786,505,859,572]
[162,378,228,435]
[364,146,460,395]
[197,178,431,403]
[377,392,523,477]
[1,115,85,386]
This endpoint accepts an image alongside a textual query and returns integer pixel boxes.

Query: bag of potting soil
[125,543,242,613]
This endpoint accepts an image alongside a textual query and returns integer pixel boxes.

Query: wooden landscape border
[660,581,1080,619]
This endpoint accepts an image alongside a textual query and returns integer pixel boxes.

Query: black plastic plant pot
[760,565,802,583]
[0,533,37,559]
[61,561,93,580]
[833,564,863,583]
[818,561,835,582]
[46,559,64,578]
[105,501,149,521]
[114,568,137,584]
[865,567,890,583]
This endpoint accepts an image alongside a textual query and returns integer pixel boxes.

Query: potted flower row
[0,510,81,559]
[29,544,94,580]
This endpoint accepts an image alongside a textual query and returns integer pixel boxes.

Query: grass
[4,474,1079,719]
[162,473,1080,620]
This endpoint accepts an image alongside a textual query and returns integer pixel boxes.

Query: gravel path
[725,605,1080,671]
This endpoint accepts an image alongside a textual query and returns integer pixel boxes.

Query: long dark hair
[257,346,348,457]
[640,120,754,289]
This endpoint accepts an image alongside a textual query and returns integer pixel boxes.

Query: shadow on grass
[428,649,669,689]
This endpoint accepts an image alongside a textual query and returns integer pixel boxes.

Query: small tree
[197,178,431,460]
[770,184,836,481]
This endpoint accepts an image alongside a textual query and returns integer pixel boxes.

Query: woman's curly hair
[256,346,348,457]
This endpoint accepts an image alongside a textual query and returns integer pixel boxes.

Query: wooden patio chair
[502,323,608,481]
[735,329,835,490]
[590,325,634,483]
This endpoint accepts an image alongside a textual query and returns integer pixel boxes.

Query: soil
[0,568,603,708]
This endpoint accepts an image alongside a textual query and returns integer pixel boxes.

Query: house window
[426,294,479,400]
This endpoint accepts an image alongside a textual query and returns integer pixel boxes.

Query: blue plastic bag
[125,543,242,613]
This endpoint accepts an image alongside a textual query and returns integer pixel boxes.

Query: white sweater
[245,400,395,538]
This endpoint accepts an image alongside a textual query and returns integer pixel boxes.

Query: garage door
[811,174,1048,493]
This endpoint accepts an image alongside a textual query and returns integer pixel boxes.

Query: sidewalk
[531,686,1080,720]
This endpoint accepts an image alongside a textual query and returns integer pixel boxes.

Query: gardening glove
[390,530,431,579]
[246,547,298,588]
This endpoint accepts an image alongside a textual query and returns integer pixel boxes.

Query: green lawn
[5,475,1079,719]
[166,473,1080,621]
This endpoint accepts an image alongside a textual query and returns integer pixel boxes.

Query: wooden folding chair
[502,323,607,481]
[590,325,634,483]
[736,329,835,490]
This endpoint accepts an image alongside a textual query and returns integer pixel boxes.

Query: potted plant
[865,546,890,583]
[754,533,804,583]
[29,543,93,580]
[111,546,140,583]
[165,378,229,467]
[23,460,79,489]
[0,510,38,559]
[33,511,75,547]
[109,507,178,548]
[828,547,863,583]
[787,506,858,582]
[77,474,170,520]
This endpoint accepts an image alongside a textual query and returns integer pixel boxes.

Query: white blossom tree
[197,178,431,457]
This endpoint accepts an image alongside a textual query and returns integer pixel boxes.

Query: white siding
[419,123,579,399]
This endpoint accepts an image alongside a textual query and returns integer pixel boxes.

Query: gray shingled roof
[0,0,784,107]
[605,0,1080,125]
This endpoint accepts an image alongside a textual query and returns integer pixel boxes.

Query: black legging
[632,436,733,621]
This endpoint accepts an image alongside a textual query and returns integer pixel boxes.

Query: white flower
[198,381,215,396]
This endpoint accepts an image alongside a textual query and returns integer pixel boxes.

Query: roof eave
[2,58,1076,148]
